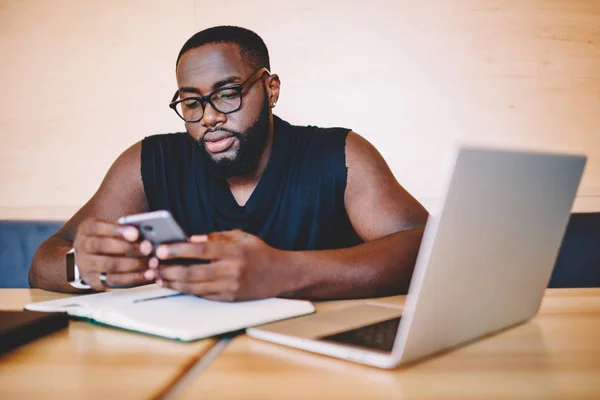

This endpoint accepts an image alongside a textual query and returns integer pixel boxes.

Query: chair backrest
[1,214,598,288]
[549,212,600,288]
[0,220,64,288]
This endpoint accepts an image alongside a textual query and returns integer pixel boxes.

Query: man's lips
[204,135,236,153]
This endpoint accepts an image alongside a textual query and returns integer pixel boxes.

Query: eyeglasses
[169,67,270,123]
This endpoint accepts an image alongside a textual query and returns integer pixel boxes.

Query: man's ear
[267,74,280,108]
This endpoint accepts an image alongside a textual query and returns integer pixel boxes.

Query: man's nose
[201,102,227,128]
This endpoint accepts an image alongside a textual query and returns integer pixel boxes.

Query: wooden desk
[0,288,217,400]
[179,289,600,400]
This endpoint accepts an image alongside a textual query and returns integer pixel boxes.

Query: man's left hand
[150,230,287,301]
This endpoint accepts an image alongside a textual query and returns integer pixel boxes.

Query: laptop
[247,147,587,369]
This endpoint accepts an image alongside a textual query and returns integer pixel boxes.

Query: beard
[195,89,270,179]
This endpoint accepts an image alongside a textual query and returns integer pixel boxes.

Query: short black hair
[176,26,270,71]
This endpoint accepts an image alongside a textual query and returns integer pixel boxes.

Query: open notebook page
[25,288,315,341]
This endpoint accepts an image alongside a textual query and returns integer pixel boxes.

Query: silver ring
[99,272,110,288]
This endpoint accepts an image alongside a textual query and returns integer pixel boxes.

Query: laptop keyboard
[321,317,401,352]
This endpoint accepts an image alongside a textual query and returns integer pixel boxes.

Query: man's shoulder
[142,132,192,157]
[143,132,189,144]
[279,117,351,152]
[284,117,350,137]
[276,118,350,178]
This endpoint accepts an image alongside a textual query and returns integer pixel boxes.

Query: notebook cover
[0,310,69,354]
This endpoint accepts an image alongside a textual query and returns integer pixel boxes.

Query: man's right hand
[73,217,153,290]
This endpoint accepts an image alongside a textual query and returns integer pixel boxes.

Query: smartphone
[118,210,188,246]
[118,210,201,266]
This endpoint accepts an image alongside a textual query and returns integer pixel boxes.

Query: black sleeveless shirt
[140,116,362,251]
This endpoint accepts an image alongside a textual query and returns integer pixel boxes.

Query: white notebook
[25,288,315,341]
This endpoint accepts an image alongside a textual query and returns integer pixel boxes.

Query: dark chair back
[0,220,64,288]
[549,212,600,288]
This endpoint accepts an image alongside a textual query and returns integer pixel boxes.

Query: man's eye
[183,99,201,109]
[218,90,240,100]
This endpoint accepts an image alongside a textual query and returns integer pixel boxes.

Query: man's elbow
[28,269,38,288]
[28,241,54,290]
[28,252,43,288]
[412,207,430,229]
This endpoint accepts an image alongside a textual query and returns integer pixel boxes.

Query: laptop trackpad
[254,304,403,339]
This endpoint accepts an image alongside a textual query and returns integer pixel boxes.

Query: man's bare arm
[29,142,149,292]
[276,131,429,299]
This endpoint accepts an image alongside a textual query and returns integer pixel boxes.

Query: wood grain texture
[0,287,217,400]
[178,289,600,400]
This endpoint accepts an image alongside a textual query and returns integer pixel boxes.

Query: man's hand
[151,230,286,301]
[73,217,153,290]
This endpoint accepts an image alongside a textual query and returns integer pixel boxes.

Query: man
[29,26,428,301]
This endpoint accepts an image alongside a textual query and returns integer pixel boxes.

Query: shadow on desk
[240,322,555,399]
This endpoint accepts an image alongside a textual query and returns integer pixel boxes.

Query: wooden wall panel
[0,0,195,218]
[1,0,598,219]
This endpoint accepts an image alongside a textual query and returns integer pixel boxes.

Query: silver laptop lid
[394,147,586,365]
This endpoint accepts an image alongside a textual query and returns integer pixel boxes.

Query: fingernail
[156,279,163,286]
[149,257,159,269]
[122,227,138,241]
[190,235,208,243]
[144,270,155,280]
[139,240,153,255]
[156,246,168,259]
